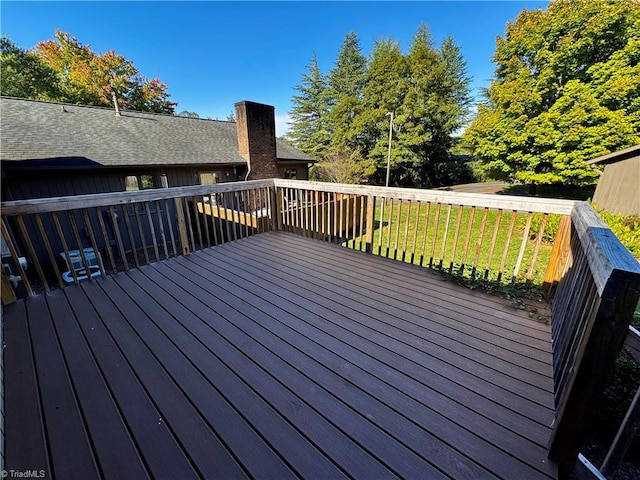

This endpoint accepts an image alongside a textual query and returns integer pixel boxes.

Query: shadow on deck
[3,231,557,479]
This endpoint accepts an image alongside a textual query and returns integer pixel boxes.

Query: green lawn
[344,201,559,286]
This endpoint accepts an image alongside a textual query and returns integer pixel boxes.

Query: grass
[343,201,557,287]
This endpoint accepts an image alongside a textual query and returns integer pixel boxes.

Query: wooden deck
[3,230,558,479]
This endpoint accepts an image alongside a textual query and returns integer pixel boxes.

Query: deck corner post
[543,215,571,298]
[173,197,190,255]
[548,272,640,480]
[365,195,375,254]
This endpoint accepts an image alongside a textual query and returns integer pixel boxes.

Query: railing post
[365,195,375,254]
[548,272,640,479]
[543,215,572,297]
[174,197,190,255]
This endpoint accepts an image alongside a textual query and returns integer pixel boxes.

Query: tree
[287,25,472,187]
[327,32,368,152]
[352,38,411,183]
[393,25,472,187]
[0,36,60,99]
[177,110,200,118]
[35,30,175,113]
[310,150,366,184]
[287,53,332,158]
[464,0,640,191]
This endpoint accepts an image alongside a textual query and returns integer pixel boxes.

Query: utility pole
[385,112,394,187]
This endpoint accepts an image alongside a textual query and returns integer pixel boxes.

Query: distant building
[587,145,640,216]
[0,97,314,201]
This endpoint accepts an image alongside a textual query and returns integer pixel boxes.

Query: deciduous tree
[0,36,60,100]
[464,0,640,191]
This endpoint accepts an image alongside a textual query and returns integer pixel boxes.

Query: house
[0,97,314,202]
[587,144,640,216]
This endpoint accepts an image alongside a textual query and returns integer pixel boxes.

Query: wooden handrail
[0,180,274,216]
[547,201,640,479]
[273,179,577,215]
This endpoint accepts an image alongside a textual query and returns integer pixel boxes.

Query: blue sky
[2,1,549,135]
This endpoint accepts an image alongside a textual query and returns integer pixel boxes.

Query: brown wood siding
[592,157,640,216]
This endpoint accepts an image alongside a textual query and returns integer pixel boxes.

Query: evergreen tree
[327,32,368,152]
[396,25,471,187]
[353,38,411,182]
[287,53,331,158]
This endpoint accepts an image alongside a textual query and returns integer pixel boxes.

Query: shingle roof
[585,144,640,165]
[0,97,313,167]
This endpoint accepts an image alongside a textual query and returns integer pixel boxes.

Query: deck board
[3,230,558,479]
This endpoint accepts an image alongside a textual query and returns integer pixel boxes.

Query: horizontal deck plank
[3,230,557,479]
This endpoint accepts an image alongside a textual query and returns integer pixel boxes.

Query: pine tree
[287,53,331,158]
[327,32,368,152]
[353,38,411,183]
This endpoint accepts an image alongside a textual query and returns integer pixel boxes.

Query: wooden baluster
[133,204,150,265]
[450,205,464,272]
[377,196,386,255]
[359,194,366,251]
[191,196,204,250]
[68,210,93,281]
[365,195,375,254]
[527,213,548,280]
[201,195,211,247]
[460,206,476,274]
[429,203,441,268]
[472,208,489,277]
[52,211,80,282]
[155,200,169,259]
[498,210,517,282]
[402,200,411,262]
[82,208,105,277]
[410,201,421,264]
[121,204,140,268]
[144,202,161,262]
[164,199,177,257]
[419,202,431,266]
[439,204,452,269]
[35,212,65,288]
[95,207,117,273]
[513,212,533,280]
[393,199,403,260]
[15,215,48,291]
[486,209,503,279]
[184,197,197,249]
[386,198,394,258]
[1,219,33,296]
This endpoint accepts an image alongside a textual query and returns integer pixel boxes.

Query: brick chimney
[235,101,279,180]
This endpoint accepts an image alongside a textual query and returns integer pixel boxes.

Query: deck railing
[1,178,639,479]
[273,179,577,286]
[0,180,274,299]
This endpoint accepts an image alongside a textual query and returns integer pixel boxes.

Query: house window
[284,168,298,179]
[125,174,156,191]
[200,171,221,185]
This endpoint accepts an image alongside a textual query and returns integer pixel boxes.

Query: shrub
[596,209,640,259]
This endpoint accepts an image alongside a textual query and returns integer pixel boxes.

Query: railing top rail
[571,201,640,296]
[0,179,274,216]
[273,179,577,215]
